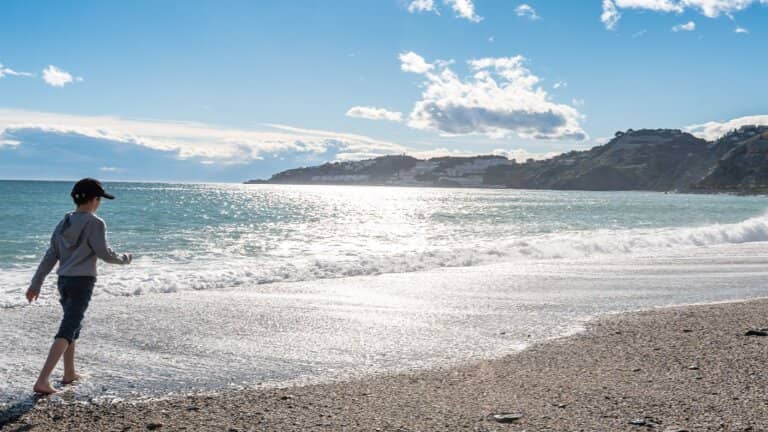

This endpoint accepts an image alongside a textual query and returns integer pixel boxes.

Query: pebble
[744,329,768,337]
[490,413,523,423]
[145,422,163,430]
[629,417,658,427]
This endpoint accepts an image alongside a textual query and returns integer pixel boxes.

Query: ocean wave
[518,212,768,259]
[2,213,768,307]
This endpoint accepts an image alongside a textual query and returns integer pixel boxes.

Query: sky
[1,0,767,182]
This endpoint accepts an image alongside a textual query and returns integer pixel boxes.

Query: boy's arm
[28,233,59,298]
[87,219,132,265]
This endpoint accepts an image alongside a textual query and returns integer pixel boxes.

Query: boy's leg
[33,338,69,394]
[34,276,93,393]
[59,283,90,384]
[62,340,79,383]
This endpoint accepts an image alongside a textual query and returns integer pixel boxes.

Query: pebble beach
[4,298,767,431]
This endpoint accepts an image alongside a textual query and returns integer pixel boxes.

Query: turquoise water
[2,180,768,306]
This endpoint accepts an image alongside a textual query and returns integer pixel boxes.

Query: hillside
[246,125,768,193]
[692,126,768,193]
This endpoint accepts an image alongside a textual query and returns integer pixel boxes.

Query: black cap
[71,178,115,201]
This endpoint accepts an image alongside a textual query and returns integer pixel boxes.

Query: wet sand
[3,299,767,431]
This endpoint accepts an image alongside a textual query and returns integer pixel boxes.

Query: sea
[2,180,768,409]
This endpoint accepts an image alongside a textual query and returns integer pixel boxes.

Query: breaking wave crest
[3,212,768,307]
[517,212,768,258]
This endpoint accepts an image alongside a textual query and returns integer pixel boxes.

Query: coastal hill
[693,126,768,192]
[247,125,768,193]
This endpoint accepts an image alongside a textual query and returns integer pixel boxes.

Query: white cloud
[399,52,587,141]
[445,0,482,22]
[0,138,21,148]
[685,115,768,140]
[406,0,481,22]
[399,51,435,74]
[0,108,582,167]
[603,0,767,29]
[735,26,749,33]
[632,29,648,37]
[0,63,33,79]
[407,0,436,13]
[42,65,82,87]
[343,146,560,162]
[615,0,683,12]
[488,36,495,43]
[571,98,586,107]
[602,0,687,30]
[346,106,403,122]
[0,109,409,163]
[672,20,697,31]
[601,0,622,30]
[515,4,540,20]
[491,148,561,161]
[553,81,567,89]
[681,0,768,17]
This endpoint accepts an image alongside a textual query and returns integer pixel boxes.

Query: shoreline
[4,298,767,431]
[2,178,760,196]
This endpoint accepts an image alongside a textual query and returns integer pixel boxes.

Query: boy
[25,178,133,395]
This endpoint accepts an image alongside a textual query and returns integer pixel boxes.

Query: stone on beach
[744,329,768,336]
[629,416,660,427]
[490,412,523,423]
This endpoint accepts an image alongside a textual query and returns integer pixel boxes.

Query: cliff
[691,126,768,193]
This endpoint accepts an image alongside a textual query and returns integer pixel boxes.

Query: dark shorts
[55,276,96,343]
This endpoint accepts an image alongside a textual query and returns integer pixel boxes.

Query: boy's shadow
[0,394,44,430]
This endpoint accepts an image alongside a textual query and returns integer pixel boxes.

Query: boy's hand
[25,288,40,303]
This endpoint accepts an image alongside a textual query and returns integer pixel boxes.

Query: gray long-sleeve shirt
[29,211,131,292]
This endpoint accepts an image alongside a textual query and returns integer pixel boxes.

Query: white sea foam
[3,241,768,408]
[3,213,768,308]
[519,212,768,258]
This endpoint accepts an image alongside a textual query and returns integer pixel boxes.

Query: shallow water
[3,243,768,408]
[2,183,768,408]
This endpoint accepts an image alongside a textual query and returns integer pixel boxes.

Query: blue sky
[1,0,766,181]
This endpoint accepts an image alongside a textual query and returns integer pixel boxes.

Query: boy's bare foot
[33,381,58,395]
[61,373,81,385]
